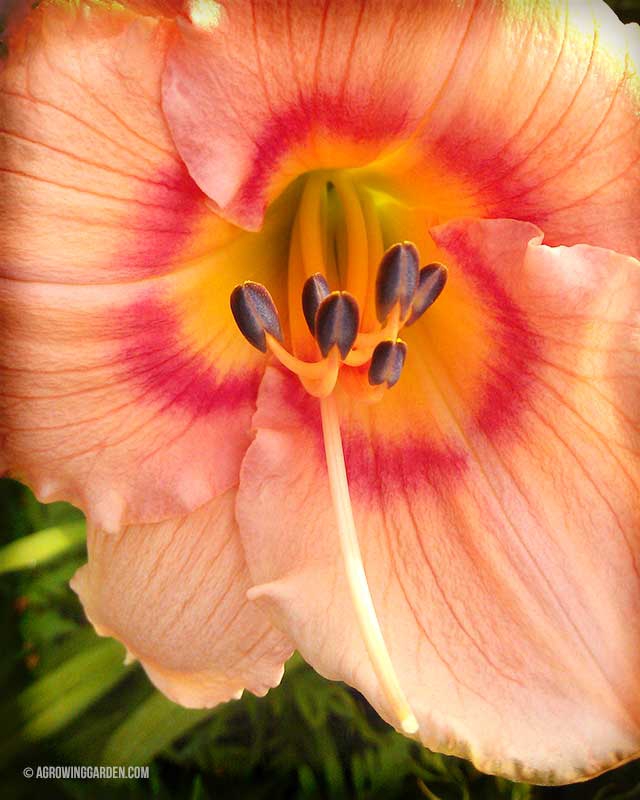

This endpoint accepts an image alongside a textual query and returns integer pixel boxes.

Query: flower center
[230,171,447,401]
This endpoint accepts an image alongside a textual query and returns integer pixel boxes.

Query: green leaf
[20,608,78,647]
[292,677,328,729]
[297,763,319,796]
[189,775,210,800]
[0,521,85,574]
[102,691,215,766]
[417,779,445,800]
[0,637,130,764]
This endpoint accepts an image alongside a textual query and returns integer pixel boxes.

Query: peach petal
[162,0,465,229]
[163,0,639,257]
[236,219,640,783]
[72,489,293,707]
[0,2,260,527]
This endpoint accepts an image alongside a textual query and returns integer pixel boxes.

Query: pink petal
[0,3,262,529]
[236,218,640,783]
[71,489,293,706]
[162,0,639,256]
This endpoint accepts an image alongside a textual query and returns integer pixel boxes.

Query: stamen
[368,339,408,388]
[375,242,419,323]
[230,281,283,353]
[320,393,419,734]
[354,305,401,349]
[315,291,360,359]
[287,207,314,358]
[405,262,448,327]
[302,273,330,335]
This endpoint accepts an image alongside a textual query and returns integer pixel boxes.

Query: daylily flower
[1,0,639,784]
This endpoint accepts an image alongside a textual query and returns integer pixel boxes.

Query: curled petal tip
[89,492,126,535]
[187,0,221,30]
[246,583,270,602]
[401,714,420,735]
[36,481,62,504]
[246,586,260,602]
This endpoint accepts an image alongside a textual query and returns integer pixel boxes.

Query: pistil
[320,392,419,735]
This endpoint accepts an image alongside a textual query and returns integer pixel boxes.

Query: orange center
[231,169,452,402]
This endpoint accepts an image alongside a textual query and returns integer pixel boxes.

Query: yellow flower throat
[230,171,447,403]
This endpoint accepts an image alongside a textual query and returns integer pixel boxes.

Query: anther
[375,242,419,323]
[405,263,448,326]
[302,273,331,335]
[368,339,408,388]
[315,291,360,359]
[230,281,283,353]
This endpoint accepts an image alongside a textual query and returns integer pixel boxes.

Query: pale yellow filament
[287,211,307,358]
[320,393,419,735]
[266,334,329,380]
[357,185,385,332]
[345,307,402,366]
[298,173,328,279]
[331,174,370,304]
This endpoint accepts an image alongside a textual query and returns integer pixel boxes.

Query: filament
[298,173,328,279]
[265,334,339,397]
[345,307,402,367]
[331,174,369,304]
[357,184,385,332]
[266,334,330,380]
